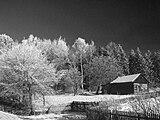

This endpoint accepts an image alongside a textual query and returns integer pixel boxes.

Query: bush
[86,106,110,120]
[128,95,160,115]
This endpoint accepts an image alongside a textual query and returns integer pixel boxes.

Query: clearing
[44,94,134,106]
[33,94,134,114]
[0,94,135,120]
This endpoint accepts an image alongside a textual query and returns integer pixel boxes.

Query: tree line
[0,34,159,114]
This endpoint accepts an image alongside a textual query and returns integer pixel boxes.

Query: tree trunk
[73,84,78,96]
[101,86,105,94]
[73,88,77,96]
[28,84,34,115]
[29,92,34,115]
[43,94,45,106]
[96,86,100,95]
[80,54,84,89]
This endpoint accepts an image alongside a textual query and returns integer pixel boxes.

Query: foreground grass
[0,94,134,120]
[20,112,87,120]
[44,94,134,106]
[32,94,134,115]
[0,111,22,120]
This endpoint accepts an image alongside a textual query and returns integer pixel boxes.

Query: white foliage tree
[72,37,95,89]
[40,37,69,71]
[0,40,57,114]
[0,34,14,53]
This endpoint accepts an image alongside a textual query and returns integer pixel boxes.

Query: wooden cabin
[107,73,149,95]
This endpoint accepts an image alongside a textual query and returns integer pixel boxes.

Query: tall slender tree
[100,42,129,75]
[84,55,123,94]
[129,47,148,77]
[144,50,154,86]
[151,51,160,87]
[72,37,95,89]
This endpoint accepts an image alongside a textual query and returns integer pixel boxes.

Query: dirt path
[0,111,22,120]
[19,113,87,120]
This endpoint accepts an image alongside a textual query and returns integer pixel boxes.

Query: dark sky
[0,0,160,52]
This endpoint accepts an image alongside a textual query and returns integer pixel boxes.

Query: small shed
[107,73,149,95]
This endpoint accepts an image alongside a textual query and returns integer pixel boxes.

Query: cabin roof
[110,73,141,84]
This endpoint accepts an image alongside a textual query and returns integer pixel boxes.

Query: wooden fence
[70,101,160,120]
[70,101,99,112]
[86,108,160,120]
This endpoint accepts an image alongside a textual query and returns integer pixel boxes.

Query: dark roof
[110,73,141,84]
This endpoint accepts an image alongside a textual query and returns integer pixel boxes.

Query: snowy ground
[19,113,64,120]
[20,113,86,120]
[44,94,134,106]
[0,111,22,120]
[0,94,135,120]
[0,111,86,120]
[29,94,134,119]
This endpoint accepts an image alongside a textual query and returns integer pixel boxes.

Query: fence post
[110,111,111,120]
[71,101,73,111]
[84,102,86,111]
[138,114,140,120]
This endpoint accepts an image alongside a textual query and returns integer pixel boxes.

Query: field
[2,93,160,120]
[0,94,135,120]
[31,94,134,116]
[34,94,134,107]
